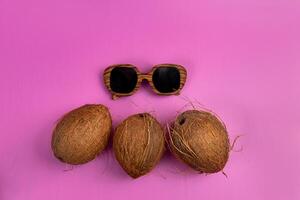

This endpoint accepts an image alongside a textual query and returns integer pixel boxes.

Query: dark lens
[110,67,138,93]
[152,67,180,93]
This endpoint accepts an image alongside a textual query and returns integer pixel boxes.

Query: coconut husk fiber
[113,113,165,178]
[51,104,112,165]
[169,110,230,173]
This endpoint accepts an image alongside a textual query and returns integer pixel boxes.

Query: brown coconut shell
[113,113,165,178]
[51,104,112,165]
[169,110,230,173]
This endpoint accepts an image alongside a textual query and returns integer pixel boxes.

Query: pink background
[0,0,299,199]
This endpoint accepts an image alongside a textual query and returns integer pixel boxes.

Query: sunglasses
[104,64,187,99]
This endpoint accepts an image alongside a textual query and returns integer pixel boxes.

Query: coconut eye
[179,118,186,125]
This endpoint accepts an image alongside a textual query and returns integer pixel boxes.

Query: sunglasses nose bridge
[139,74,151,81]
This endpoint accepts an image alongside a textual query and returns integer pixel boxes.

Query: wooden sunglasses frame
[103,64,187,100]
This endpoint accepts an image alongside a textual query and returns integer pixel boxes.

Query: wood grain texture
[103,64,187,99]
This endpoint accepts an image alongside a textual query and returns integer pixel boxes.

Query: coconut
[113,113,165,178]
[51,104,112,165]
[169,110,230,173]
